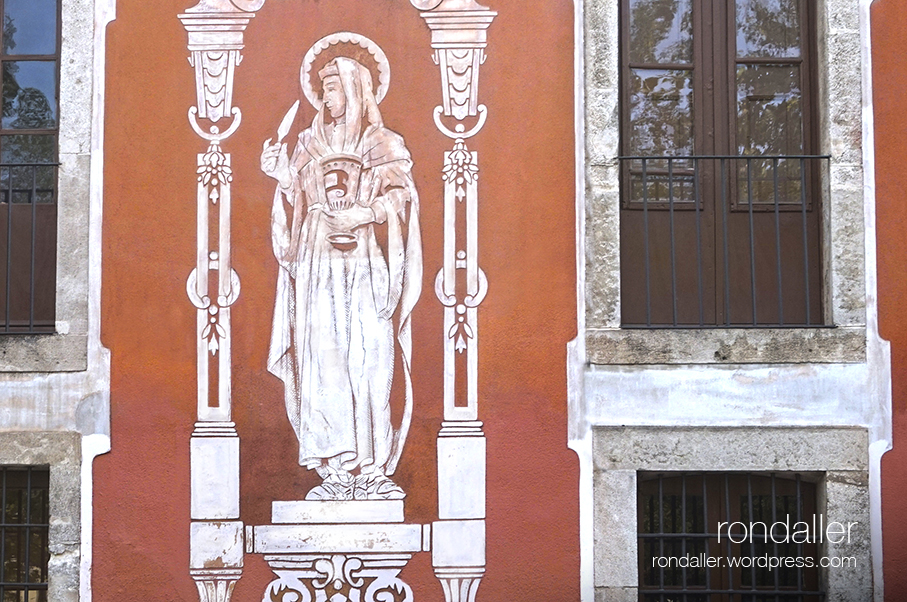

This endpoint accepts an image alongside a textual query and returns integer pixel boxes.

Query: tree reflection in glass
[629,69,695,205]
[629,0,693,65]
[736,0,800,59]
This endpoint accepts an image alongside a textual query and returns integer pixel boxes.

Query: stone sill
[0,333,88,372]
[586,326,866,365]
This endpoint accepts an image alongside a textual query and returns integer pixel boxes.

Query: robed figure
[260,53,422,500]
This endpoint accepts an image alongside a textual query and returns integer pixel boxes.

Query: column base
[191,568,242,602]
[436,568,484,602]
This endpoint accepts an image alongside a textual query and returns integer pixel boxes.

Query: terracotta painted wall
[95,0,578,600]
[873,1,907,600]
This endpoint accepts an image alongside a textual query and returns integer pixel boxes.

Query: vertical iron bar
[747,158,757,325]
[1,468,6,601]
[725,474,733,595]
[702,476,710,596]
[5,166,11,332]
[801,158,810,325]
[29,166,37,332]
[721,159,731,325]
[694,158,704,326]
[670,493,678,593]
[642,159,651,326]
[647,485,655,590]
[796,474,803,602]
[681,474,687,599]
[24,468,31,600]
[669,158,677,326]
[747,475,756,594]
[773,159,783,325]
[659,474,665,599]
[772,474,780,602]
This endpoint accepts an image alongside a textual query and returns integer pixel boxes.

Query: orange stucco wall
[874,1,907,600]
[94,0,578,599]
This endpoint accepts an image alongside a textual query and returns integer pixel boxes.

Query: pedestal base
[435,568,484,602]
[262,553,413,602]
[191,568,242,602]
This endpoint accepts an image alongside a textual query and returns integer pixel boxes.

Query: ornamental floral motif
[202,305,226,355]
[442,138,478,185]
[262,558,413,602]
[448,312,474,353]
[197,141,233,199]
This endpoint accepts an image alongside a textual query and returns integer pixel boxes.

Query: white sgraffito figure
[260,34,422,501]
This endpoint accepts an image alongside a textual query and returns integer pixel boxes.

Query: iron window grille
[0,467,49,602]
[638,472,823,602]
[619,155,828,327]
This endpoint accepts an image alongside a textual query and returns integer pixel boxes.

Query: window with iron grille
[638,473,823,602]
[619,0,824,327]
[1,467,49,602]
[0,0,59,333]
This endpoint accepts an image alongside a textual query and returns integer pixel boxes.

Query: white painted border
[568,0,593,599]
[80,0,116,600]
[80,434,111,602]
[858,2,891,600]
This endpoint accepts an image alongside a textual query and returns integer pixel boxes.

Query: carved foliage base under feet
[264,554,413,602]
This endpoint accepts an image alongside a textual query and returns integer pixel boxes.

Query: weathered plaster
[593,427,868,472]
[587,326,867,365]
[825,470,873,602]
[591,427,872,602]
[0,432,82,602]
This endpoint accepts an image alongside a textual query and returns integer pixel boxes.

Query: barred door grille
[0,467,49,602]
[638,473,824,602]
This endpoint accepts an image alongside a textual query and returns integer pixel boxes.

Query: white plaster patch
[271,500,404,524]
[190,521,244,570]
[431,519,485,568]
[250,524,424,554]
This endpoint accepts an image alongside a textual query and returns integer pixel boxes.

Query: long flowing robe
[267,58,422,476]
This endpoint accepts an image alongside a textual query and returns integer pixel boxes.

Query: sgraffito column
[411,2,495,601]
[179,1,264,600]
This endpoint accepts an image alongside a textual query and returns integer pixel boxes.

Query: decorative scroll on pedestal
[180,1,265,600]
[411,1,496,601]
[262,555,414,602]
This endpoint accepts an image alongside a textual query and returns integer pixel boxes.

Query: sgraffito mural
[179,2,495,601]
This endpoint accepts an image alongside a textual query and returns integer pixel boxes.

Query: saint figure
[260,52,422,500]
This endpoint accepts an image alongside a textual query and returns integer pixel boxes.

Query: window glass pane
[736,64,802,155]
[2,61,57,129]
[629,68,694,156]
[629,0,692,64]
[3,0,57,56]
[736,0,801,58]
[0,135,55,164]
[736,65,803,205]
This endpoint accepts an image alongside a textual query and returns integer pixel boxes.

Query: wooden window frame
[618,0,825,328]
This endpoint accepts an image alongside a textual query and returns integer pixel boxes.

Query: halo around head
[301,32,390,110]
